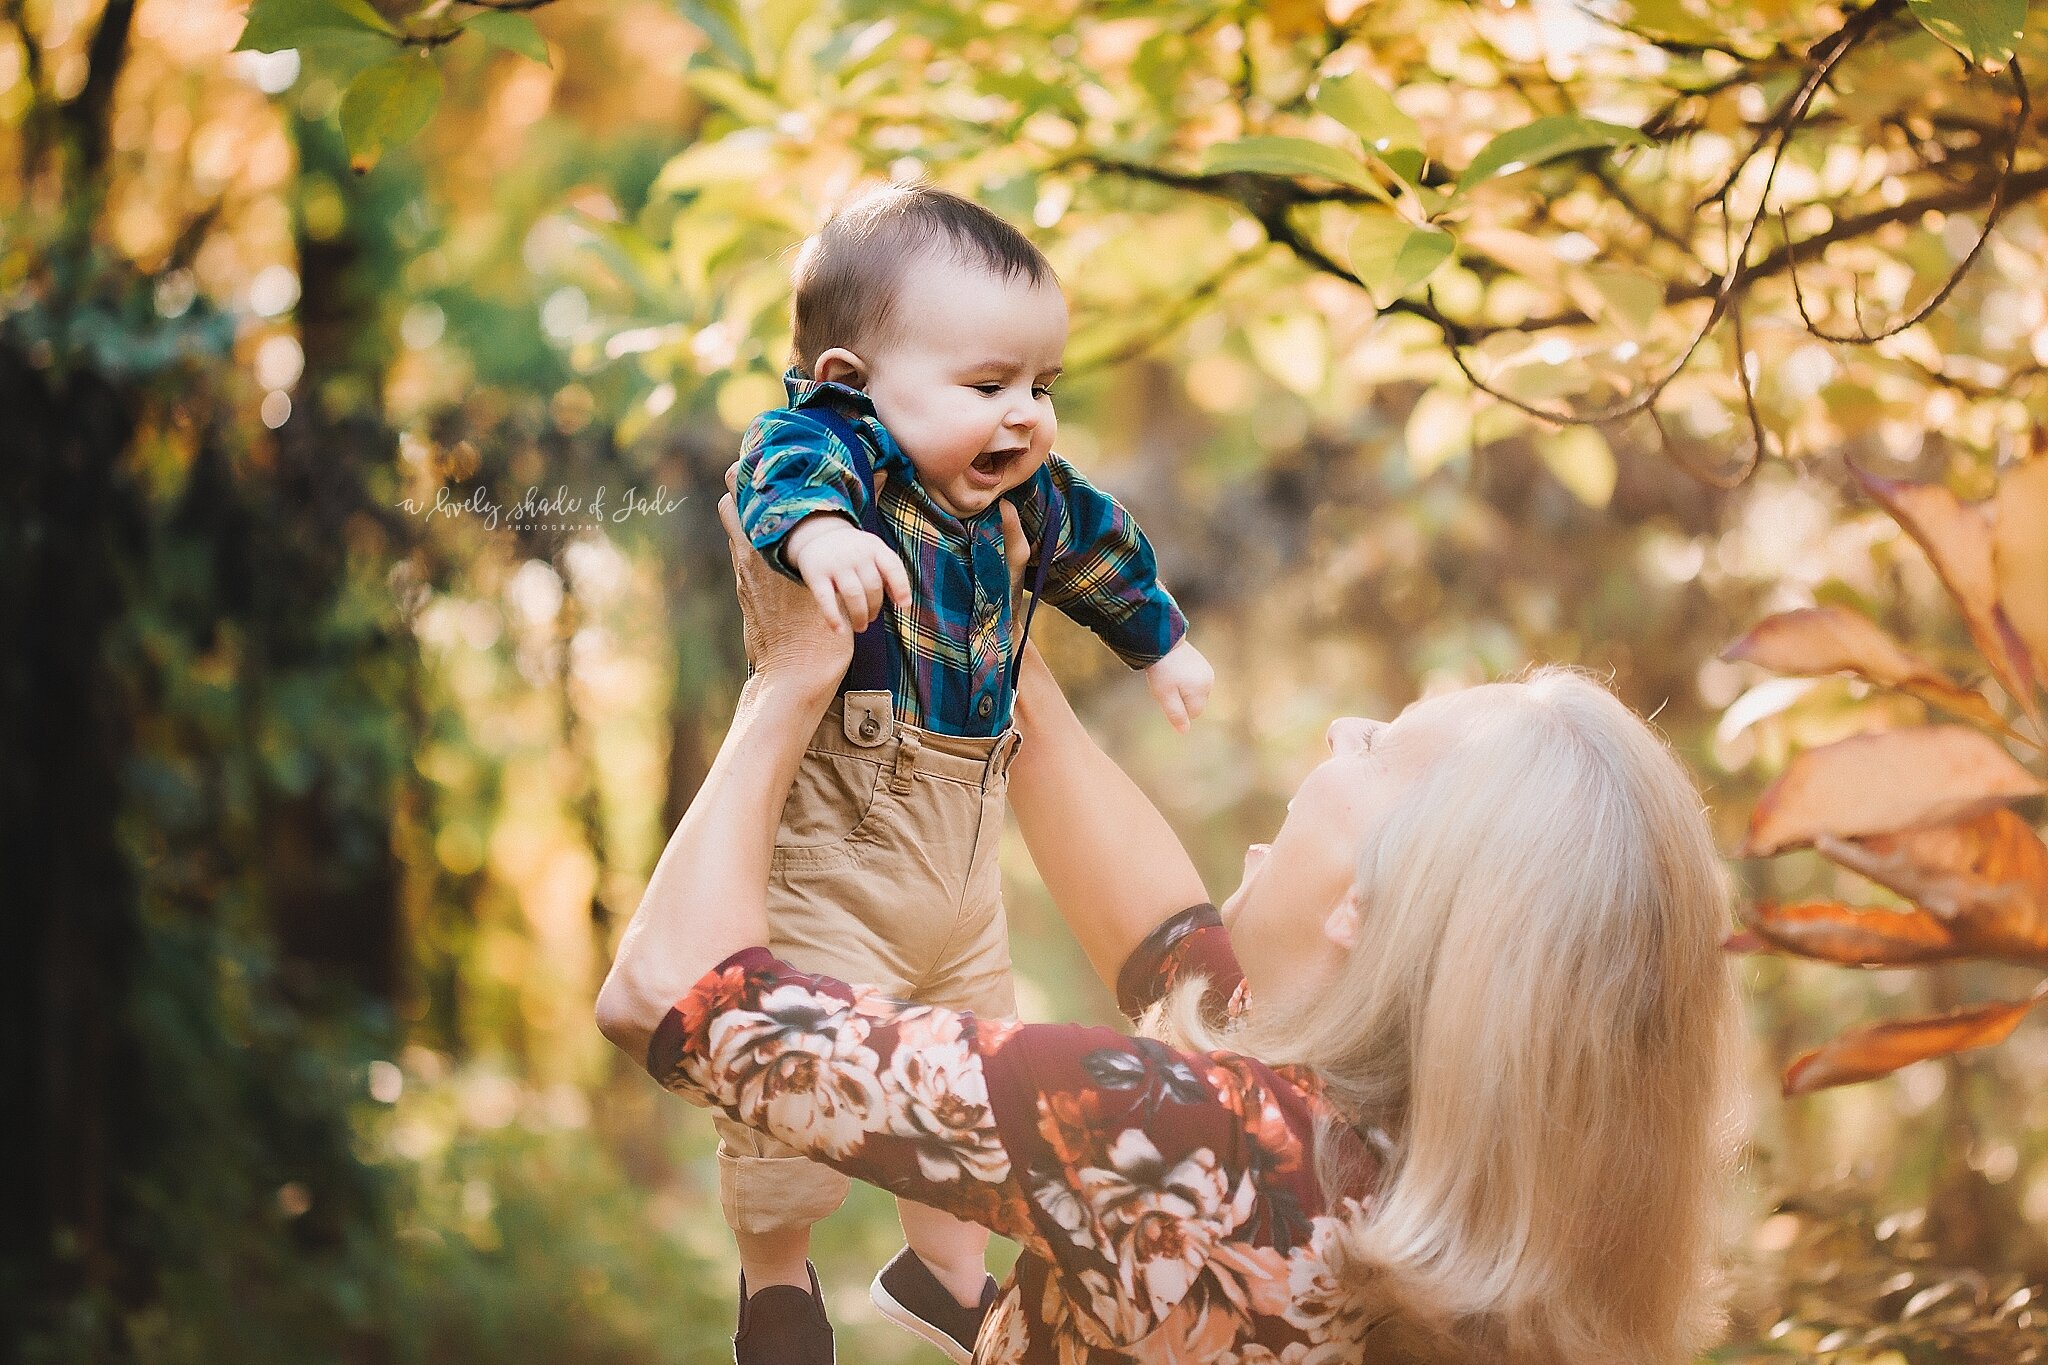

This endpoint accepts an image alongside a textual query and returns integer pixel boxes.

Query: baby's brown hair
[788,181,1057,376]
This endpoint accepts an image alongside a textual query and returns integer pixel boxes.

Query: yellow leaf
[1243,313,1327,399]
[1536,426,1615,507]
[1404,387,1471,479]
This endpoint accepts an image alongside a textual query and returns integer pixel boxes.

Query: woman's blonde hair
[1156,666,1743,1365]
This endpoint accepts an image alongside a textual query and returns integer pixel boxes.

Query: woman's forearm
[1008,646,1210,995]
[595,668,834,1065]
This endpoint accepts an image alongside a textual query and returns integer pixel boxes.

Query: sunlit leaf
[1906,0,2027,73]
[235,0,397,77]
[1619,0,1724,45]
[1311,72,1422,153]
[1263,0,1327,42]
[1743,725,2045,856]
[1244,312,1327,398]
[651,130,780,192]
[1993,456,2048,697]
[1851,464,2042,731]
[1404,385,1472,478]
[1455,115,1651,191]
[1743,900,1966,966]
[469,11,550,65]
[339,54,442,175]
[1536,425,1616,508]
[685,68,784,124]
[1346,209,1454,307]
[1722,605,2014,733]
[1201,136,1394,202]
[1782,984,2048,1094]
[1579,265,1664,338]
[1815,810,2048,962]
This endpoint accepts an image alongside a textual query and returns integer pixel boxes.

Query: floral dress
[645,904,1385,1364]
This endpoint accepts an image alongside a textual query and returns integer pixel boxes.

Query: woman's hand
[720,463,851,694]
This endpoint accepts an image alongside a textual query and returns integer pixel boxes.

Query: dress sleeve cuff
[1114,903,1222,1018]
[643,944,780,1080]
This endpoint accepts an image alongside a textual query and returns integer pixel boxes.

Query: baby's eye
[972,383,1003,395]
[1034,384,1056,399]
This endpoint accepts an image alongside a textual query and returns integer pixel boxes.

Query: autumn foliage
[1726,457,2048,1095]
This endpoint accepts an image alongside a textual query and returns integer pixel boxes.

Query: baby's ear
[813,347,867,387]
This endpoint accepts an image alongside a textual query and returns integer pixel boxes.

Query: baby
[721,181,1211,1365]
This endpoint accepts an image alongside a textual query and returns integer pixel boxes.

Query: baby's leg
[734,1223,816,1292]
[896,1198,993,1308]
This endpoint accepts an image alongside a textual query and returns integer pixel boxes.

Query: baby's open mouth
[973,447,1025,476]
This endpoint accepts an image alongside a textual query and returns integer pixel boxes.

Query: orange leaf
[1722,605,2012,733]
[1782,984,2048,1095]
[1851,464,2042,732]
[1742,900,1965,966]
[1994,457,2048,702]
[1745,725,2044,856]
[1813,810,2048,969]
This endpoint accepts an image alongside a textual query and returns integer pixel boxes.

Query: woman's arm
[1006,639,1211,995]
[594,486,847,1066]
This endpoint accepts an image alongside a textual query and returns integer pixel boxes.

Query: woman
[596,490,1743,1365]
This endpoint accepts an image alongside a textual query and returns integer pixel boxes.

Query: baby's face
[819,251,1067,520]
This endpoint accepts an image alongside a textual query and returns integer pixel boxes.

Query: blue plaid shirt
[736,367,1187,737]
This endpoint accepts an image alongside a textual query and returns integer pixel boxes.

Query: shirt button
[977,696,993,718]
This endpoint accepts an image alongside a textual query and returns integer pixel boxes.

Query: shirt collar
[783,365,878,416]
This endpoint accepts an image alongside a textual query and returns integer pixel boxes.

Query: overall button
[976,695,993,719]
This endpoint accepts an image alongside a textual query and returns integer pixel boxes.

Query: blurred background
[8,0,2048,1360]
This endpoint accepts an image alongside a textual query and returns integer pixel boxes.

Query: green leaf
[1537,426,1617,507]
[1907,0,2026,72]
[684,66,784,124]
[468,11,550,65]
[1618,0,1723,45]
[1311,72,1422,153]
[1200,136,1393,203]
[1346,209,1455,308]
[235,0,398,78]
[1580,265,1665,337]
[1456,115,1651,190]
[339,54,442,175]
[678,0,754,76]
[236,0,394,46]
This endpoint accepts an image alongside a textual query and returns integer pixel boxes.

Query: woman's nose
[1326,716,1379,755]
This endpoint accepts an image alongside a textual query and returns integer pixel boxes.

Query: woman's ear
[1322,887,1363,951]
[813,347,867,388]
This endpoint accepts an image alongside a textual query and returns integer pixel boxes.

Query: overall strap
[805,405,896,696]
[1005,483,1063,696]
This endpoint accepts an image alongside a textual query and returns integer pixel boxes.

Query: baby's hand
[784,512,911,634]
[1145,638,1214,734]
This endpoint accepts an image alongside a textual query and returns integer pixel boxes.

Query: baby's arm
[783,515,909,634]
[1027,456,1212,729]
[1142,638,1214,734]
[735,408,909,633]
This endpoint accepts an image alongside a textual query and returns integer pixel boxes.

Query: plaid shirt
[736,367,1187,737]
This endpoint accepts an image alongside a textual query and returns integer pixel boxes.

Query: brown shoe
[734,1261,834,1365]
[868,1247,997,1365]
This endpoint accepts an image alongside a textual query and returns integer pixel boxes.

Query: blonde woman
[596,489,1744,1365]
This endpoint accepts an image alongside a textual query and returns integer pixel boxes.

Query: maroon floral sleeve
[643,906,1380,1360]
